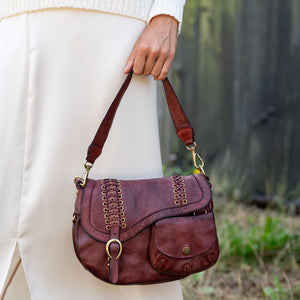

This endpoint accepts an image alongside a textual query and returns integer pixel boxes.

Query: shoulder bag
[72,71,220,285]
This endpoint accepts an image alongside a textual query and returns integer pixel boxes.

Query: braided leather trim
[101,179,126,230]
[172,175,188,205]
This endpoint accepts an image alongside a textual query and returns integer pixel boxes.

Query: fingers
[124,15,179,80]
[143,44,161,76]
[133,45,148,75]
[131,36,176,80]
[124,56,135,74]
[153,37,177,80]
[154,53,175,81]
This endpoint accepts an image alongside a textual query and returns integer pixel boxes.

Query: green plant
[220,214,299,265]
[163,164,196,177]
[181,200,300,300]
[262,276,292,300]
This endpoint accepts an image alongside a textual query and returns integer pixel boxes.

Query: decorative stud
[182,246,191,255]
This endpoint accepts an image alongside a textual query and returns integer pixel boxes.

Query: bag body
[72,71,220,284]
[73,174,219,284]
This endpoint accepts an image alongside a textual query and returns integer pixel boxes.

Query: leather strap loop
[86,71,194,164]
[108,227,121,284]
[162,78,194,146]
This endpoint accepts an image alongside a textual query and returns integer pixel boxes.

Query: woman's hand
[124,15,179,80]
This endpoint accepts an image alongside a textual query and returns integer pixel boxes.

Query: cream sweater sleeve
[147,0,186,32]
[0,0,186,30]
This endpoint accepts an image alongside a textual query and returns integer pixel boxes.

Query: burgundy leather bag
[72,71,219,285]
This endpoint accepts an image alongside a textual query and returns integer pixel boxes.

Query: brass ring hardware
[186,142,206,175]
[106,239,122,260]
[72,214,78,223]
[186,142,197,152]
[73,161,93,188]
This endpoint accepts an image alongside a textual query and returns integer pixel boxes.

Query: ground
[181,199,300,300]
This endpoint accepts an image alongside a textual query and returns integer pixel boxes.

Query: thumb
[124,55,135,74]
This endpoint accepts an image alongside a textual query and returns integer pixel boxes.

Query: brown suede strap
[86,70,194,164]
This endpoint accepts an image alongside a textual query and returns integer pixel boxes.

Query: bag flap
[151,213,217,258]
[77,173,212,242]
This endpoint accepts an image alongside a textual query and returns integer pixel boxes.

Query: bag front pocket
[150,212,219,275]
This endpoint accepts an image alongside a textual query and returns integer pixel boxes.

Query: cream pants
[0,8,182,300]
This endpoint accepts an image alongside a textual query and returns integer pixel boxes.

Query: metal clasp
[106,239,123,261]
[74,161,93,188]
[186,142,206,175]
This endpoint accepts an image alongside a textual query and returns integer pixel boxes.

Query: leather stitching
[172,175,187,205]
[101,179,126,230]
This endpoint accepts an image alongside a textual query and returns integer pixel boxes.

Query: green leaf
[192,272,204,281]
[201,286,215,295]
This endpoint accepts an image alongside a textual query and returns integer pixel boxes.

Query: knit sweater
[0,0,185,29]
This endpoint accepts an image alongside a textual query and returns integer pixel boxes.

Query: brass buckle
[74,161,93,188]
[186,142,206,175]
[106,239,122,260]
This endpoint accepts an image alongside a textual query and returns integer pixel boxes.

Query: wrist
[149,14,179,33]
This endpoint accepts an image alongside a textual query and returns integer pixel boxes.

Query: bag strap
[86,70,194,164]
[75,71,205,188]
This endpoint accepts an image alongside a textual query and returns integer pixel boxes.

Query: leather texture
[86,71,194,165]
[73,174,219,284]
[73,73,219,285]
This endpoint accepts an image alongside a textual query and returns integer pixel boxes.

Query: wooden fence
[158,0,300,201]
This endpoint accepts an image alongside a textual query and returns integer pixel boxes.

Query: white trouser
[0,8,182,300]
